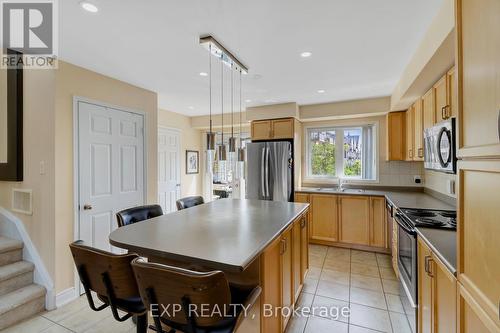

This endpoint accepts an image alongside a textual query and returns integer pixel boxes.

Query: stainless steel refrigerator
[246,141,293,202]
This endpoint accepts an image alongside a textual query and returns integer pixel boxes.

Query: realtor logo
[1,0,58,68]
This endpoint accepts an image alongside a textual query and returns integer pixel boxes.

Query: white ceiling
[60,0,444,116]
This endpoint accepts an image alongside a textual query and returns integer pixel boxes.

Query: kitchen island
[110,199,310,333]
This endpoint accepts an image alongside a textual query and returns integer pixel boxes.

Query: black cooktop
[400,208,456,230]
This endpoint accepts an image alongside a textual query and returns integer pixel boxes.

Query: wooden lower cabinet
[310,194,338,242]
[260,212,309,333]
[281,228,293,329]
[370,197,387,248]
[339,196,370,245]
[417,237,457,333]
[418,238,434,333]
[457,160,500,331]
[458,283,498,333]
[391,216,399,278]
[297,192,388,252]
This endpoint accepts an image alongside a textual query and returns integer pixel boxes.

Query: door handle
[300,216,306,228]
[418,148,424,158]
[441,107,446,120]
[280,239,287,255]
[83,204,92,211]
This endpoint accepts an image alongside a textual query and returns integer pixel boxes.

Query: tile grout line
[377,255,395,333]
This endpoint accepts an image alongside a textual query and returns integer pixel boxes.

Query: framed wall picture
[186,150,199,174]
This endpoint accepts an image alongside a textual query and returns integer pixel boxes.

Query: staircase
[0,236,46,330]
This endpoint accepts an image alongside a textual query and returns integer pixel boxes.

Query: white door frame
[158,126,181,212]
[71,96,148,298]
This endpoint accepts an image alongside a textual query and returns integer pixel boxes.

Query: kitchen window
[305,124,377,181]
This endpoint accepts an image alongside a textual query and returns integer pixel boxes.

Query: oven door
[395,214,418,307]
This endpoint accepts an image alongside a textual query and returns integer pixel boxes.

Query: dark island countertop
[109,199,309,272]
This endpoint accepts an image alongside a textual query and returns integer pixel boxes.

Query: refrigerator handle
[261,148,266,198]
[265,147,270,199]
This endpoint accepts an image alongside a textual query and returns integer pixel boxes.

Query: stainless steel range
[394,208,456,327]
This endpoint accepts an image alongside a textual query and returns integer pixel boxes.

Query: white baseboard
[55,287,79,308]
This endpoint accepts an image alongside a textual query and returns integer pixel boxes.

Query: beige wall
[158,109,203,197]
[53,61,158,294]
[0,69,7,163]
[300,97,391,120]
[0,69,57,281]
[391,0,455,110]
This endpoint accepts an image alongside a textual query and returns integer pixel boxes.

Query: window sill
[302,177,380,185]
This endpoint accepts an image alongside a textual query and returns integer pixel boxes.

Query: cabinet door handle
[418,148,424,158]
[409,149,413,158]
[300,217,306,228]
[424,255,431,274]
[280,239,286,255]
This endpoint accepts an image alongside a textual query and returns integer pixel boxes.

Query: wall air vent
[12,189,33,215]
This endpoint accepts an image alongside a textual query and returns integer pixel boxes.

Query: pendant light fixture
[229,64,236,153]
[238,69,245,163]
[206,44,216,173]
[218,54,227,162]
[200,35,248,172]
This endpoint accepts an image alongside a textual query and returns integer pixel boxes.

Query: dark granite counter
[416,228,457,274]
[295,187,455,210]
[296,186,457,274]
[110,199,309,272]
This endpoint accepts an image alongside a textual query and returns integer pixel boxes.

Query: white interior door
[158,127,181,213]
[77,101,145,253]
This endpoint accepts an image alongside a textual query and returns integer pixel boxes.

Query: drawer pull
[418,148,424,158]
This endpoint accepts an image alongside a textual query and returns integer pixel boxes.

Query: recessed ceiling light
[300,51,312,58]
[188,106,194,110]
[80,1,98,13]
[199,72,208,77]
[317,89,325,93]
[245,99,252,103]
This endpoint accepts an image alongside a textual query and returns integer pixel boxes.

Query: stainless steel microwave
[424,118,456,174]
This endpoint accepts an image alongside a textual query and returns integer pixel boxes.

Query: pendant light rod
[209,44,212,133]
[199,35,248,74]
[231,64,234,138]
[221,54,224,143]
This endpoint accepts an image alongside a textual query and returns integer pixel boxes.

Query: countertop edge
[416,228,457,276]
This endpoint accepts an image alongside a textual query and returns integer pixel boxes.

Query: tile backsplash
[379,161,424,187]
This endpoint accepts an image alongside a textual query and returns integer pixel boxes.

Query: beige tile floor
[286,245,415,333]
[1,245,414,333]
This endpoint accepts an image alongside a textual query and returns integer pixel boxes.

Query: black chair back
[116,204,163,227]
[176,196,204,211]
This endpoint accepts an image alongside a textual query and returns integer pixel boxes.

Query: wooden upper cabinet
[418,238,433,333]
[369,197,386,248]
[339,196,370,245]
[272,118,294,139]
[458,160,500,330]
[434,75,448,123]
[251,120,272,141]
[457,0,500,158]
[310,194,338,242]
[406,106,415,161]
[446,67,457,119]
[386,111,406,161]
[251,118,294,141]
[414,99,424,161]
[423,88,435,130]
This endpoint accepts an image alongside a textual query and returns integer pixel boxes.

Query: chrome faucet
[339,178,345,192]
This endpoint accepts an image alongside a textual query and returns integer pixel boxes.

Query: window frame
[304,123,379,184]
